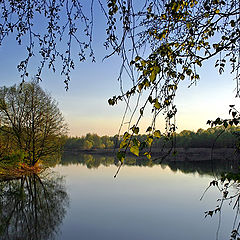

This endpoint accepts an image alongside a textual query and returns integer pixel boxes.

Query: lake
[0,153,238,240]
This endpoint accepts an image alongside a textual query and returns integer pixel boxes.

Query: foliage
[64,126,240,152]
[202,174,240,240]
[0,81,68,166]
[106,0,240,165]
[0,0,239,165]
[209,105,240,129]
[0,0,96,88]
[64,133,118,151]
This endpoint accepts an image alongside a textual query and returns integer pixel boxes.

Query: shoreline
[63,147,238,162]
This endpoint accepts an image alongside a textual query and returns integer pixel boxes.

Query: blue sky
[0,4,238,136]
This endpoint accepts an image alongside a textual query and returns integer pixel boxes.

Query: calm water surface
[52,157,235,240]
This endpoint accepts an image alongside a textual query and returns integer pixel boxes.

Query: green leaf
[149,71,156,82]
[186,22,191,29]
[130,145,139,156]
[141,60,146,67]
[138,83,143,92]
[146,126,152,132]
[154,100,161,109]
[132,126,139,134]
[195,59,202,67]
[143,79,150,87]
[206,120,211,125]
[139,142,147,150]
[123,132,130,140]
[148,96,153,103]
[179,74,185,80]
[132,138,140,147]
[232,111,237,118]
[230,20,235,27]
[117,151,125,162]
[154,130,161,138]
[144,152,151,159]
[108,98,114,105]
[154,66,160,74]
[120,140,127,149]
[146,136,153,145]
[233,119,239,126]
[135,56,140,61]
[186,69,192,76]
[223,121,228,128]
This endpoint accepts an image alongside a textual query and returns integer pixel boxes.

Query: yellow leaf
[130,145,139,156]
[144,80,150,87]
[146,136,153,145]
[144,152,151,159]
[141,60,146,67]
[186,22,191,29]
[123,132,130,140]
[154,66,160,74]
[154,100,161,109]
[135,56,140,61]
[154,130,161,138]
[132,126,139,134]
[120,140,127,149]
[149,71,156,82]
[117,151,125,162]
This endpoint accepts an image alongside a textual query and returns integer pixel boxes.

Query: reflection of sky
[0,3,239,136]
[55,164,233,240]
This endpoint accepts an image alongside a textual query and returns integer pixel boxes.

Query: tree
[106,0,240,163]
[0,0,239,162]
[0,81,68,166]
[83,139,93,150]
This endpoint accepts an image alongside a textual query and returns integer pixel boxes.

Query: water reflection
[1,153,237,240]
[60,152,240,240]
[61,152,239,177]
[0,171,69,240]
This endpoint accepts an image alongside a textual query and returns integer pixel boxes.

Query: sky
[0,2,239,137]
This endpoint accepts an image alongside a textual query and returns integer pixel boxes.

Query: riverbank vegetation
[64,126,240,151]
[0,82,67,177]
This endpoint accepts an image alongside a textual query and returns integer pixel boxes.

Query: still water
[0,154,238,240]
[56,154,236,240]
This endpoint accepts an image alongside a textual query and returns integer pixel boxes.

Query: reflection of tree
[0,171,69,240]
[61,153,238,177]
[61,153,116,168]
[166,160,239,177]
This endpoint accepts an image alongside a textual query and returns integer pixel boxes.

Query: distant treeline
[64,126,240,151]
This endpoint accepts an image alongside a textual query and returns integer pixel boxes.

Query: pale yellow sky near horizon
[62,70,238,137]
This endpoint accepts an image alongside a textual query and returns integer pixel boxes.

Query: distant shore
[63,147,238,162]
